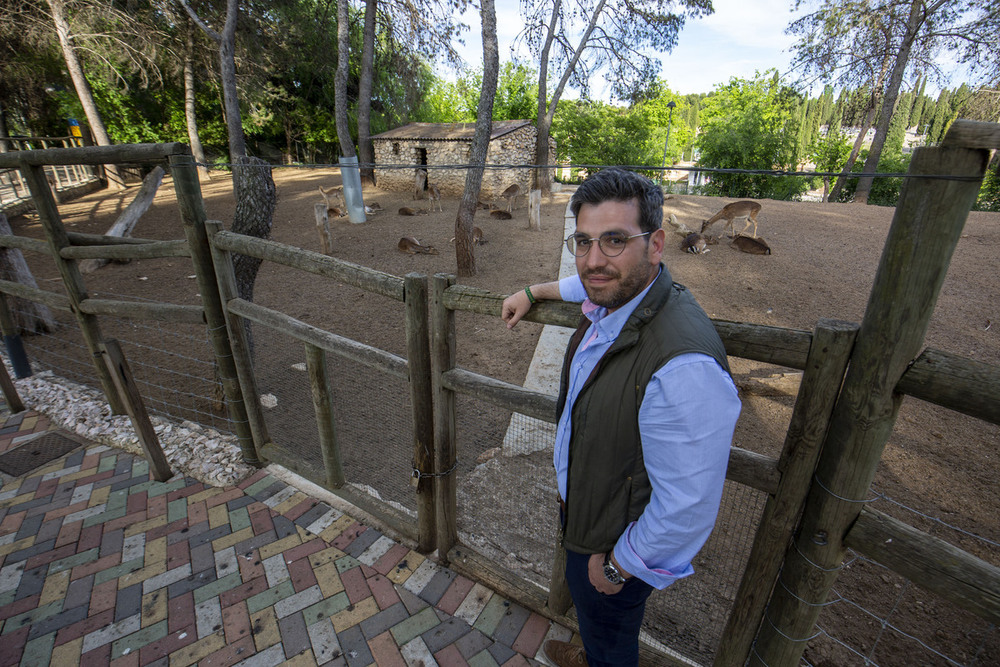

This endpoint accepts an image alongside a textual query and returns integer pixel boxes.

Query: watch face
[603,563,625,585]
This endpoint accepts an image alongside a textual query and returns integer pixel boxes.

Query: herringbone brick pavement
[0,411,578,666]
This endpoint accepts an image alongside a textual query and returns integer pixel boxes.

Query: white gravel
[9,367,256,487]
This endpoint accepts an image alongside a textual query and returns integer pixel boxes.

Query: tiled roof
[372,120,533,142]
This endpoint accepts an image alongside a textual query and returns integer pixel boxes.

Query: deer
[500,184,521,212]
[489,209,512,220]
[449,227,486,245]
[398,206,429,216]
[397,236,439,255]
[731,235,771,255]
[427,183,443,212]
[680,232,717,254]
[318,185,344,211]
[701,200,762,239]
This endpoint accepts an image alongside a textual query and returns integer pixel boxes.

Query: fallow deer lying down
[731,234,771,255]
[398,206,429,216]
[489,209,512,220]
[397,237,439,255]
[680,232,717,254]
[701,200,762,238]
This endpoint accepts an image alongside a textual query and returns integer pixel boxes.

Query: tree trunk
[532,0,606,194]
[455,0,499,277]
[47,0,125,190]
[219,0,245,161]
[829,103,877,202]
[854,0,924,204]
[532,0,560,193]
[0,102,9,153]
[232,156,277,357]
[335,0,356,158]
[78,166,164,273]
[183,25,211,181]
[357,0,377,183]
[0,214,56,334]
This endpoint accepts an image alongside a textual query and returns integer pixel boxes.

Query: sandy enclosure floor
[9,166,999,666]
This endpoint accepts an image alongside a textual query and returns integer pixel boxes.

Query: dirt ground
[8,166,999,666]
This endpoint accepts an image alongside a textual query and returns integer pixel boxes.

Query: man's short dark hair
[570,167,663,233]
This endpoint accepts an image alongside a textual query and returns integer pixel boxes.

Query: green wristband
[524,286,537,304]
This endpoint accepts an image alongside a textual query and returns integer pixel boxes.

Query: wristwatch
[602,552,626,585]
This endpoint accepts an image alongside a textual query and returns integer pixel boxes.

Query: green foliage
[809,126,851,173]
[975,166,1000,212]
[837,149,910,206]
[696,71,807,200]
[416,62,539,123]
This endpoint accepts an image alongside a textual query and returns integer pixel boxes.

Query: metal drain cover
[0,432,83,476]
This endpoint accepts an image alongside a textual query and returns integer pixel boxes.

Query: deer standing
[427,183,443,211]
[500,184,521,212]
[318,186,344,212]
[701,200,762,238]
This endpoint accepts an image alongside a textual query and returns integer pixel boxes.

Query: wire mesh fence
[9,295,233,436]
[248,323,417,515]
[0,152,996,666]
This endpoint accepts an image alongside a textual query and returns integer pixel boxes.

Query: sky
[452,0,807,99]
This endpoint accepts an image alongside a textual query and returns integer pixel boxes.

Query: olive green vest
[556,266,731,554]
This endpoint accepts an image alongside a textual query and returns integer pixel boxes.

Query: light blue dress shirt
[556,273,741,589]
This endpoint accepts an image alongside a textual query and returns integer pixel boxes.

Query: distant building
[371,121,554,199]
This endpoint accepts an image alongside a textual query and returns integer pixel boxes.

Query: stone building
[371,120,554,199]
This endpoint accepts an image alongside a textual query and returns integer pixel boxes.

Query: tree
[696,71,806,200]
[809,125,852,201]
[453,0,499,277]
[788,0,1000,204]
[516,0,711,192]
[183,0,277,344]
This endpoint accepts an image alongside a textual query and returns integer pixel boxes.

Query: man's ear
[648,228,667,262]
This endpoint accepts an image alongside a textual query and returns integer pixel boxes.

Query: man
[501,168,741,667]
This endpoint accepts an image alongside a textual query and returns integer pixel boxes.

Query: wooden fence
[0,125,997,665]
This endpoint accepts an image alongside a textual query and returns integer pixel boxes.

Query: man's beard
[582,265,653,310]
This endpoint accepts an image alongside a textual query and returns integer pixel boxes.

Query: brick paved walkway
[0,409,577,666]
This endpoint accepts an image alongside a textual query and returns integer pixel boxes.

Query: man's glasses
[565,231,651,257]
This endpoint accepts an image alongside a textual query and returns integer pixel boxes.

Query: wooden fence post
[304,343,345,488]
[406,273,436,552]
[431,273,458,558]
[18,161,125,415]
[168,154,264,466]
[0,343,24,413]
[715,318,858,666]
[750,122,996,666]
[100,339,173,482]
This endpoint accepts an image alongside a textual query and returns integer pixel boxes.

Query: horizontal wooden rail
[0,279,70,311]
[443,365,780,494]
[213,231,405,301]
[78,298,205,324]
[441,284,815,370]
[227,298,408,379]
[61,239,190,261]
[713,320,812,370]
[845,506,1000,624]
[0,142,190,168]
[442,367,556,421]
[66,231,167,246]
[895,348,1000,425]
[0,235,53,256]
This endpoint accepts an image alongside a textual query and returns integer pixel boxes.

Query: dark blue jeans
[564,549,654,667]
